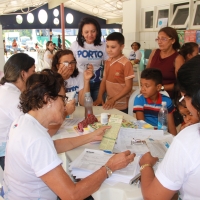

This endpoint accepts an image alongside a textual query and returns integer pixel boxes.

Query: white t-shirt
[71,41,109,83]
[44,50,53,67]
[64,72,84,93]
[0,83,23,156]
[155,123,200,200]
[129,50,142,61]
[3,114,62,199]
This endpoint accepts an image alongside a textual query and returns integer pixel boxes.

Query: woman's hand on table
[65,99,75,116]
[103,98,115,110]
[106,150,135,172]
[58,64,71,80]
[139,152,158,167]
[84,64,94,81]
[92,126,111,141]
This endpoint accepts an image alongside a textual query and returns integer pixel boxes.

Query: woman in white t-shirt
[129,42,142,64]
[0,53,35,170]
[139,55,200,200]
[3,70,135,199]
[71,17,109,101]
[44,41,54,68]
[52,49,94,105]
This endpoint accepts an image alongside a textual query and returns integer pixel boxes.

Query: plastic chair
[128,88,140,116]
[128,89,170,116]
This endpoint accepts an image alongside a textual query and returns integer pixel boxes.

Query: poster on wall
[177,30,185,46]
[157,18,168,28]
[196,31,200,53]
[184,30,197,43]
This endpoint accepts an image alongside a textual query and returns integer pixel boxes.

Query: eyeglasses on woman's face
[59,61,77,67]
[57,94,68,105]
[155,37,172,42]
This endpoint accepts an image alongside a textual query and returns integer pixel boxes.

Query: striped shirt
[133,93,174,126]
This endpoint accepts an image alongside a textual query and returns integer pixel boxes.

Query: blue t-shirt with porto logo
[71,41,109,83]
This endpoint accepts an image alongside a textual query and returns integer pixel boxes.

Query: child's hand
[84,64,94,81]
[58,65,72,80]
[103,98,115,110]
[93,97,104,106]
[180,122,192,131]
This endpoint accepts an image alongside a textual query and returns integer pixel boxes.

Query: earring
[47,104,52,108]
[81,36,85,42]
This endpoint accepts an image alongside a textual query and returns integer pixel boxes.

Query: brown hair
[51,49,79,78]
[159,27,180,50]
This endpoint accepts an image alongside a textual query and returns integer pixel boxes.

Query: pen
[129,172,141,185]
[104,150,112,154]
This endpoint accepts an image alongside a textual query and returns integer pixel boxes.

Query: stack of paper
[69,149,140,186]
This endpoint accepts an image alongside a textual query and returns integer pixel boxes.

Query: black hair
[141,68,162,85]
[77,17,102,47]
[177,55,200,111]
[131,42,141,49]
[179,42,198,60]
[106,32,124,45]
[0,53,35,85]
[159,27,180,50]
[19,69,64,113]
[52,49,79,78]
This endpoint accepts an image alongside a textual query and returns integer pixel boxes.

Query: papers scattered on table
[69,149,140,186]
[99,115,123,152]
[114,128,173,159]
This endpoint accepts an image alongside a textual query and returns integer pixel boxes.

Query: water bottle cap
[161,101,167,106]
[85,92,91,97]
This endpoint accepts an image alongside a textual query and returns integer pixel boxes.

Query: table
[58,106,143,200]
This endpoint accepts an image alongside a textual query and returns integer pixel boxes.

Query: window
[145,11,153,28]
[191,2,200,29]
[54,18,59,25]
[16,15,23,24]
[53,9,59,17]
[38,9,48,24]
[157,9,169,28]
[66,13,74,24]
[27,13,34,24]
[169,5,189,28]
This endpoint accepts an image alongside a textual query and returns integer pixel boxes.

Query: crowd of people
[0,16,200,200]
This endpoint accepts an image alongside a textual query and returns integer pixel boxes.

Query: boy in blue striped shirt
[133,68,177,135]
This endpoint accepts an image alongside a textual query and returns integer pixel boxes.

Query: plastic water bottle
[74,89,79,106]
[158,101,168,133]
[84,92,93,119]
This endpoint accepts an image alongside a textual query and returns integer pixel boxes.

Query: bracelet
[140,164,152,172]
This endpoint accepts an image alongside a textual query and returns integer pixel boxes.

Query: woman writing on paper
[3,69,135,199]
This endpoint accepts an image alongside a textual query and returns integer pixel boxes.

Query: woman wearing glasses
[139,55,200,200]
[52,49,93,105]
[3,70,135,199]
[147,27,184,98]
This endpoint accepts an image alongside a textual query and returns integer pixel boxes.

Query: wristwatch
[140,164,152,172]
[161,85,165,91]
[103,165,113,178]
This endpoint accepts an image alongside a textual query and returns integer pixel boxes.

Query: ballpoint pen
[129,172,141,185]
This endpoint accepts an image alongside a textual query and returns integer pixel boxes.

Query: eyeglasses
[179,94,187,107]
[59,61,77,67]
[155,37,172,42]
[57,94,68,105]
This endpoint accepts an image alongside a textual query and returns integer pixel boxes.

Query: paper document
[99,115,123,152]
[145,135,173,159]
[69,149,140,185]
[114,128,165,155]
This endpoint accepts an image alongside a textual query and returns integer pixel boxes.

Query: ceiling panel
[0,0,128,22]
